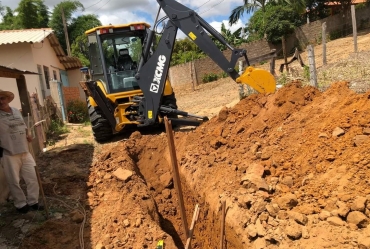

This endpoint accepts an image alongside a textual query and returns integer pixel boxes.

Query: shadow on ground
[0,143,94,249]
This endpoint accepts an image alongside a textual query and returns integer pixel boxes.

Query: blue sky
[1,0,252,39]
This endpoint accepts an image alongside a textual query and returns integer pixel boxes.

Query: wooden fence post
[270,50,276,76]
[191,55,195,91]
[351,5,358,53]
[238,60,245,99]
[322,22,327,65]
[282,35,288,72]
[307,45,318,87]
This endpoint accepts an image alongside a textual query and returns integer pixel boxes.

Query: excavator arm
[134,0,276,127]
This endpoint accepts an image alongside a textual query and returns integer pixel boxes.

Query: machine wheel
[87,98,113,142]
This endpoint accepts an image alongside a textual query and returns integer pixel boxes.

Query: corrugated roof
[0,28,82,70]
[0,28,53,45]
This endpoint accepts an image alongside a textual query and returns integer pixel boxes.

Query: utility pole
[61,7,71,56]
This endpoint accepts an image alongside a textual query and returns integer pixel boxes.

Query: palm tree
[229,0,307,39]
[220,23,246,47]
[229,0,269,39]
[283,0,307,15]
[228,0,268,26]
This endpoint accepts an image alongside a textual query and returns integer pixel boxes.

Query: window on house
[53,70,57,81]
[43,66,50,89]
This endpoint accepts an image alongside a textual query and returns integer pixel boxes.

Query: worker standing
[0,89,42,214]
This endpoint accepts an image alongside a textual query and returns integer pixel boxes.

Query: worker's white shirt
[0,107,29,156]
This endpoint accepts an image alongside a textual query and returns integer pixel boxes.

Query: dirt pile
[83,81,370,249]
[9,81,370,249]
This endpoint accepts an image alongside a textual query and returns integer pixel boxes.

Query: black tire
[87,98,113,143]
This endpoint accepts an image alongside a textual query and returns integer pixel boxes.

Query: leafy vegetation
[0,0,101,66]
[210,23,247,51]
[0,0,49,30]
[49,1,84,52]
[246,2,304,43]
[66,99,89,123]
[46,119,69,146]
[16,0,49,29]
[0,0,358,69]
[170,37,207,66]
[202,71,229,83]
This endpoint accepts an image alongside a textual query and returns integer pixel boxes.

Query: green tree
[170,37,206,66]
[246,2,304,43]
[69,14,101,66]
[49,0,84,52]
[229,0,268,25]
[71,34,90,66]
[69,14,101,42]
[0,6,18,30]
[281,0,307,14]
[211,22,247,50]
[16,0,49,29]
[35,0,49,27]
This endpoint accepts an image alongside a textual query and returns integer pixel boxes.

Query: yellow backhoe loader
[80,0,276,142]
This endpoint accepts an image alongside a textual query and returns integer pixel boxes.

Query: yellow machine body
[85,79,174,132]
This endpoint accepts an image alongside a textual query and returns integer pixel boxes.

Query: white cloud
[96,11,151,26]
[1,0,251,40]
[209,19,245,33]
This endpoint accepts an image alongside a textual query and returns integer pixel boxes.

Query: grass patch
[46,120,69,146]
[76,127,91,138]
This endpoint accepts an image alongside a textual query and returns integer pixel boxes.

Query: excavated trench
[82,81,370,249]
[131,148,244,249]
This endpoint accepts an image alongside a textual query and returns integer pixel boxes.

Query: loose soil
[1,35,370,249]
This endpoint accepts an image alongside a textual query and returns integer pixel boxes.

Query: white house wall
[31,38,65,99]
[0,43,39,110]
[0,39,67,109]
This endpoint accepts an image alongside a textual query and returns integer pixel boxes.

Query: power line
[84,0,105,11]
[198,0,226,15]
[94,0,112,12]
[194,0,213,11]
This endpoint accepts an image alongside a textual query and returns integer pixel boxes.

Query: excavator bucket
[236,66,276,94]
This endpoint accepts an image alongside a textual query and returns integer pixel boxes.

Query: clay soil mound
[84,81,370,248]
[15,81,370,249]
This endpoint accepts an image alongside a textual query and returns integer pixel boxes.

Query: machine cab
[85,22,150,94]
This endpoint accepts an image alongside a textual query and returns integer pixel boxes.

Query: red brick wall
[63,87,80,104]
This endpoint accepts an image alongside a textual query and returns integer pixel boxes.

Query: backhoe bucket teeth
[236,66,276,94]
